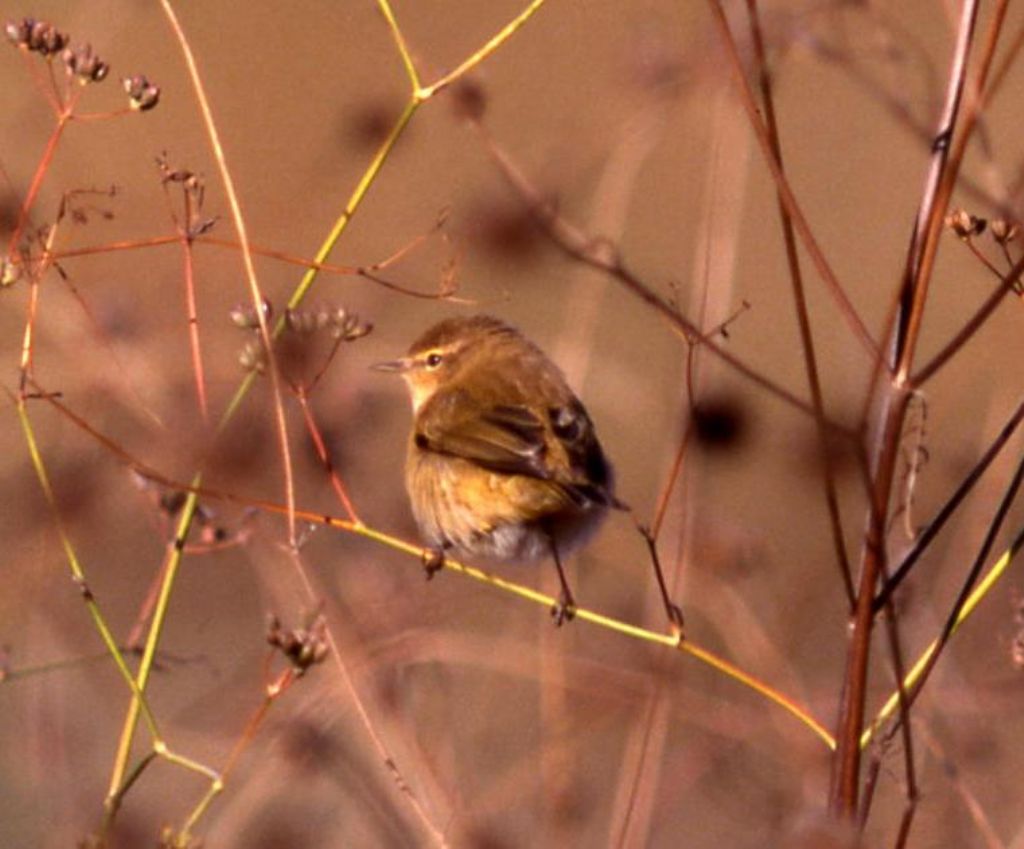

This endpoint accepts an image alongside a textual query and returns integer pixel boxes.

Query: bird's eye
[425,353,443,368]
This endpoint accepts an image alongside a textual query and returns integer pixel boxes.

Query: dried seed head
[34,21,69,55]
[284,306,324,335]
[285,304,372,341]
[4,18,30,46]
[123,74,161,111]
[1,257,20,287]
[62,43,108,83]
[266,613,330,675]
[990,218,1020,245]
[229,298,273,329]
[238,339,267,374]
[330,307,373,341]
[6,18,69,55]
[944,208,986,239]
[189,218,217,239]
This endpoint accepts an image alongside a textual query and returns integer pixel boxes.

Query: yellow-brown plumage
[373,314,621,622]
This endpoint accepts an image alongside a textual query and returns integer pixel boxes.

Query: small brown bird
[373,314,622,624]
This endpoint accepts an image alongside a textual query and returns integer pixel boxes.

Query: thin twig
[911,253,1024,385]
[743,0,855,606]
[831,0,985,819]
[876,396,1024,609]
[159,0,297,543]
[881,450,1024,736]
[472,120,850,425]
[705,0,879,359]
[31,381,835,749]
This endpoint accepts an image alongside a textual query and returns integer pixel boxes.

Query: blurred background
[1,1,1023,846]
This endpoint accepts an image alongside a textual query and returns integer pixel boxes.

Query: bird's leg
[547,534,576,626]
[421,546,447,580]
[637,523,684,637]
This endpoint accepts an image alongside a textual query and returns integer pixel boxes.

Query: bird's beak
[370,357,411,373]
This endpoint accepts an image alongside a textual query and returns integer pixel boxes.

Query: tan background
[1,2,1023,847]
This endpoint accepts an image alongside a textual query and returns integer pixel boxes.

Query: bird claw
[667,603,685,639]
[549,595,576,627]
[421,548,446,580]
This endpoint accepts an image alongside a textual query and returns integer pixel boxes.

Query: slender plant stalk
[831,0,984,819]
[742,0,855,606]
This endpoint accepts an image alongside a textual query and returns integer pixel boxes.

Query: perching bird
[373,314,622,624]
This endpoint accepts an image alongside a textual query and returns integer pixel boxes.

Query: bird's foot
[549,594,576,627]
[421,548,446,580]
[666,603,685,640]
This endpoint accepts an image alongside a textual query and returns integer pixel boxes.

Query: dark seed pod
[28,19,69,55]
[123,74,161,111]
[62,43,109,83]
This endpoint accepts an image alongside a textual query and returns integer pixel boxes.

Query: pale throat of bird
[403,374,436,414]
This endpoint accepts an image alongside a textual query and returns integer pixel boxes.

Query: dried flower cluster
[266,613,329,675]
[123,73,161,112]
[229,299,274,330]
[285,304,374,341]
[944,207,1024,294]
[4,17,68,55]
[237,339,268,375]
[944,207,1020,245]
[62,42,109,83]
[232,301,372,374]
[0,257,20,288]
[6,16,160,109]
[157,155,215,239]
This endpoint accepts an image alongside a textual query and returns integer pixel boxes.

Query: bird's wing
[416,396,551,480]
[416,392,623,510]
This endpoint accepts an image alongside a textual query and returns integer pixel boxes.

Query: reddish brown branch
[743,0,855,606]
[472,121,854,427]
[705,0,879,360]
[832,0,988,821]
